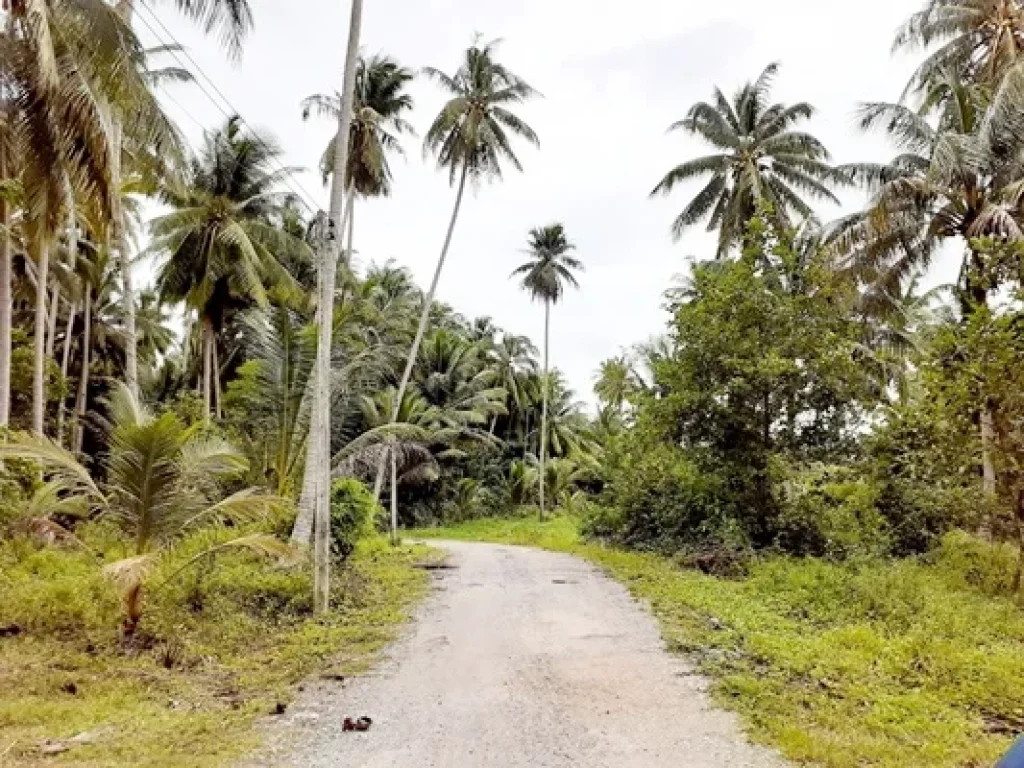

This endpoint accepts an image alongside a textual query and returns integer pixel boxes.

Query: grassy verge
[0,535,437,767]
[412,517,1024,767]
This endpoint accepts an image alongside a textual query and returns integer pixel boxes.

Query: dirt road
[250,540,786,767]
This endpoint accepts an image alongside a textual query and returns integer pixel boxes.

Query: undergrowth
[0,531,434,767]
[413,517,1024,767]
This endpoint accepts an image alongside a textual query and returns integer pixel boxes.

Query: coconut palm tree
[835,65,1024,498]
[1,383,292,637]
[2,1,126,434]
[297,0,363,614]
[382,38,539,458]
[594,355,637,414]
[301,54,415,195]
[486,333,538,434]
[110,0,252,398]
[650,63,842,255]
[150,116,307,420]
[833,68,1022,316]
[895,0,1024,94]
[512,223,582,519]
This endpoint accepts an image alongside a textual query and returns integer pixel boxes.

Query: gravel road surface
[246,540,786,767]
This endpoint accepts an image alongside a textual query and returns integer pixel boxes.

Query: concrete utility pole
[309,0,364,613]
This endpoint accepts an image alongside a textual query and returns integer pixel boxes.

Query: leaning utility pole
[308,0,364,614]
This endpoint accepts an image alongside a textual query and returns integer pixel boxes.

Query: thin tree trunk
[302,0,363,615]
[57,201,78,446]
[539,299,550,521]
[1015,487,1024,593]
[0,149,10,428]
[32,239,50,435]
[73,289,92,454]
[390,443,398,546]
[374,162,470,504]
[982,405,997,495]
[46,285,59,358]
[57,301,76,446]
[104,1,139,397]
[202,318,213,420]
[291,188,355,546]
[212,333,223,420]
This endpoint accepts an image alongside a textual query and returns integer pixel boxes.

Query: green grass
[412,517,1024,767]
[0,535,437,767]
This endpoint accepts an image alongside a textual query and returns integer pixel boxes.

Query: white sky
[133,0,957,405]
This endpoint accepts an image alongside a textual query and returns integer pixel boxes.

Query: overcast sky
[134,0,948,406]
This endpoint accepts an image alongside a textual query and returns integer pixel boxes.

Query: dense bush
[772,462,890,559]
[330,478,379,560]
[589,439,740,552]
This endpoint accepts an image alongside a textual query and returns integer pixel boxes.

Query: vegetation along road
[248,540,785,767]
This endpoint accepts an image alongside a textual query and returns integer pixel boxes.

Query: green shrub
[773,463,890,559]
[594,441,740,553]
[330,478,379,561]
[0,539,120,636]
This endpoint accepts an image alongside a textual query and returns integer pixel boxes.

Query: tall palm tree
[594,355,636,414]
[301,54,415,196]
[835,65,1024,497]
[834,68,1021,315]
[512,223,582,519]
[372,37,539,499]
[650,64,841,255]
[112,0,253,397]
[2,0,127,434]
[486,333,538,434]
[299,0,363,614]
[895,0,1024,94]
[150,116,307,420]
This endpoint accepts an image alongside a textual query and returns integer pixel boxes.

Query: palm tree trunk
[105,0,139,397]
[292,189,355,546]
[303,0,363,615]
[32,239,50,435]
[390,443,398,546]
[202,317,213,420]
[374,161,470,504]
[73,289,92,453]
[539,299,550,521]
[0,153,10,428]
[46,285,59,358]
[212,333,223,420]
[57,301,76,446]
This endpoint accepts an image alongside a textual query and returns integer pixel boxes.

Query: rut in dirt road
[247,541,787,767]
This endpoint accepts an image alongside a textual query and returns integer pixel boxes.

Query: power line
[133,1,325,215]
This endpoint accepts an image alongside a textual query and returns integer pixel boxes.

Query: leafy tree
[606,213,874,550]
[837,66,1024,492]
[651,64,841,255]
[512,223,583,518]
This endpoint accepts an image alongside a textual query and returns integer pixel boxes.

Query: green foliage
[589,439,738,552]
[772,463,890,559]
[0,536,434,767]
[329,478,378,561]
[599,214,877,556]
